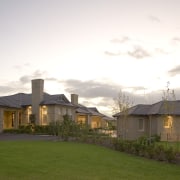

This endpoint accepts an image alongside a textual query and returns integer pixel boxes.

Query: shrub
[154,145,166,161]
[164,147,176,163]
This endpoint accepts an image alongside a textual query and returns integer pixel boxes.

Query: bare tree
[162,82,176,141]
[113,90,133,139]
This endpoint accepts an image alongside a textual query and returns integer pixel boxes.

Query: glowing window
[164,116,173,128]
[42,106,47,125]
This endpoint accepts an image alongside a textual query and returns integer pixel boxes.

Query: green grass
[0,141,179,180]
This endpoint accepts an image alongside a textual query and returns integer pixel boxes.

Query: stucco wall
[117,115,151,140]
[0,108,3,132]
[46,105,75,124]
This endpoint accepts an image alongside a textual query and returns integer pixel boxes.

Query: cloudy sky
[0,0,180,116]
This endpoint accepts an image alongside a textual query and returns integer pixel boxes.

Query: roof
[76,105,104,115]
[40,93,73,106]
[76,105,115,120]
[113,100,180,117]
[0,93,31,108]
[0,93,73,108]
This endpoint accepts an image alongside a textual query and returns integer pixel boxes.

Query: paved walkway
[0,133,57,141]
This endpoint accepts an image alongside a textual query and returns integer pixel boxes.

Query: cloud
[104,51,121,56]
[0,86,14,94]
[61,79,121,98]
[148,15,160,23]
[168,65,180,77]
[0,80,30,95]
[172,37,180,45]
[110,36,130,43]
[127,46,151,59]
[19,70,51,84]
[60,79,163,107]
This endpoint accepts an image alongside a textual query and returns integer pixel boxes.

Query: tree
[113,90,133,139]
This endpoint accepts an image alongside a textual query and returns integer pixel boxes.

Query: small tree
[113,90,133,139]
[58,114,81,141]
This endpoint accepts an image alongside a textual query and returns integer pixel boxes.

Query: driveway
[0,133,57,141]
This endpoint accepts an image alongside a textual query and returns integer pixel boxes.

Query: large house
[0,79,113,132]
[113,100,180,141]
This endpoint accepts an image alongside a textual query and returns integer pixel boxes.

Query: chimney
[71,94,78,105]
[31,79,44,125]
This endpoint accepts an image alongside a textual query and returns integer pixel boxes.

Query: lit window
[42,106,47,125]
[138,119,144,131]
[164,116,173,128]
[28,106,32,123]
[77,116,86,124]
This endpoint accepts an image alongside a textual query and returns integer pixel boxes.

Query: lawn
[0,141,179,180]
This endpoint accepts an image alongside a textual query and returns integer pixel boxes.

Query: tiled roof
[0,93,31,108]
[113,100,180,117]
[41,93,73,106]
[87,107,104,116]
[76,105,114,120]
[0,93,73,108]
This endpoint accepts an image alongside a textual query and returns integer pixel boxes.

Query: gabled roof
[0,93,73,108]
[113,100,180,117]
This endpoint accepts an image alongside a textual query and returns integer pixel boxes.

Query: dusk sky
[0,0,180,116]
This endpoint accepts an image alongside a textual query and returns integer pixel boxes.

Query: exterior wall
[0,108,3,132]
[117,115,150,140]
[41,105,75,125]
[173,116,180,141]
[149,116,158,136]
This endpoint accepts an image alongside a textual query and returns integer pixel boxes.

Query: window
[27,106,32,123]
[12,113,15,127]
[42,106,48,125]
[77,116,86,124]
[164,116,173,128]
[138,119,144,131]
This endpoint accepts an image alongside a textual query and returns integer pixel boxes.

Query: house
[113,100,180,141]
[0,79,114,132]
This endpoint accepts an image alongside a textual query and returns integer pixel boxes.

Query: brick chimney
[31,79,44,125]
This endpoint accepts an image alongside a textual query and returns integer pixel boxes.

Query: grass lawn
[0,141,179,180]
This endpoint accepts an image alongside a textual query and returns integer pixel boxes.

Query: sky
[0,0,180,116]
